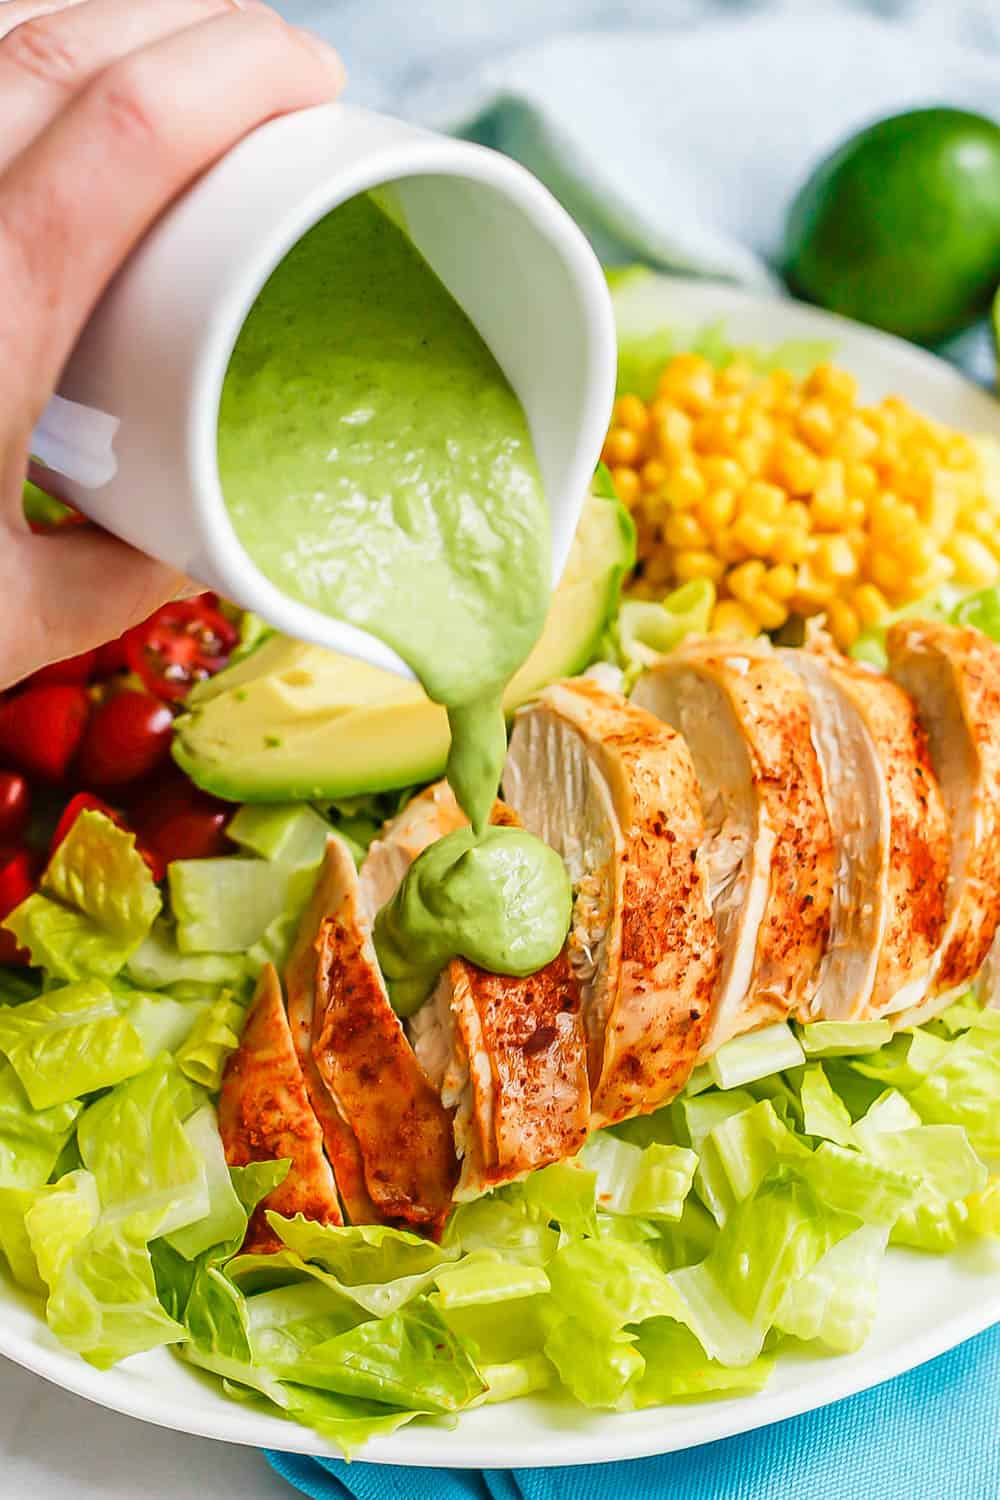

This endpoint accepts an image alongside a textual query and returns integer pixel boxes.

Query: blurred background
[275,0,1000,381]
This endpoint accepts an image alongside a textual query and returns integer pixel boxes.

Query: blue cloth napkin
[267,1323,999,1497]
[266,5,1000,1493]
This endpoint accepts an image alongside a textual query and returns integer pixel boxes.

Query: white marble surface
[0,1357,294,1499]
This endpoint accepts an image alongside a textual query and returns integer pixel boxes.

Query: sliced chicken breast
[359,781,468,919]
[368,789,591,1199]
[312,835,458,1231]
[505,677,719,1128]
[633,644,834,1050]
[781,642,949,1020]
[286,844,378,1226]
[887,620,1000,1012]
[219,963,343,1252]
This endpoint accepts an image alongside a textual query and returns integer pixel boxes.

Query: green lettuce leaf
[694,1099,808,1226]
[0,1185,47,1291]
[126,919,254,994]
[628,1318,774,1405]
[799,1020,893,1058]
[521,1159,598,1237]
[442,1191,558,1266]
[0,1056,80,1186]
[45,1208,187,1368]
[164,1104,246,1260]
[227,804,332,868]
[0,981,148,1109]
[800,1064,854,1147]
[431,1256,549,1310]
[175,990,247,1090]
[169,858,317,956]
[24,1169,100,1291]
[545,1236,684,1336]
[671,1165,859,1364]
[4,811,160,980]
[543,1315,643,1408]
[774,1225,887,1353]
[583,1132,696,1221]
[77,1056,208,1237]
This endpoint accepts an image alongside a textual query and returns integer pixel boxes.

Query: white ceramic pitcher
[32,103,617,680]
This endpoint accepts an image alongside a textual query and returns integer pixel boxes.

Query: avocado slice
[172,490,635,802]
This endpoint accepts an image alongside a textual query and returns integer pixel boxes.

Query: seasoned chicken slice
[366,788,591,1199]
[781,642,949,1019]
[313,835,458,1230]
[286,845,378,1226]
[633,644,834,1050]
[887,620,1000,1013]
[505,677,719,1128]
[219,964,342,1252]
[359,781,468,919]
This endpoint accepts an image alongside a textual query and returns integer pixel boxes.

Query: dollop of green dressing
[217,192,571,1007]
[372,825,573,1017]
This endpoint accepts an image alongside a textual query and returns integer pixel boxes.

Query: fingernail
[297,28,347,86]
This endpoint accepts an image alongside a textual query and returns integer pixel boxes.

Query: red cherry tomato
[133,781,232,868]
[76,691,174,786]
[125,598,238,702]
[0,773,30,845]
[0,684,91,782]
[50,791,123,856]
[24,649,97,689]
[94,634,130,676]
[0,848,35,963]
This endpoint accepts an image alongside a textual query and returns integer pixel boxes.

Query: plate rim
[3,274,999,1468]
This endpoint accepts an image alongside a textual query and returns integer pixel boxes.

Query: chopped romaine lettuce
[0,982,149,1109]
[0,1056,80,1187]
[175,989,247,1090]
[227,803,332,868]
[169,858,318,956]
[4,812,160,981]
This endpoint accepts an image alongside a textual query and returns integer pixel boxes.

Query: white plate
[3,278,1000,1469]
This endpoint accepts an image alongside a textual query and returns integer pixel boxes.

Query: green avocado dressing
[217,193,570,1006]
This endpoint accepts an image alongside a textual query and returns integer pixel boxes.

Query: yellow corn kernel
[694,409,743,452]
[793,563,836,609]
[834,416,880,462]
[664,465,706,509]
[640,459,669,494]
[796,400,837,453]
[784,499,811,531]
[845,526,868,559]
[730,513,777,557]
[745,592,789,631]
[657,354,716,413]
[867,549,906,596]
[717,360,755,392]
[772,437,821,495]
[762,563,798,601]
[845,461,878,501]
[827,599,860,651]
[739,481,786,524]
[610,466,640,508]
[728,559,768,602]
[770,526,810,566]
[851,583,889,627]
[735,437,768,477]
[844,498,868,528]
[895,531,939,574]
[603,427,642,467]
[701,455,746,491]
[810,484,848,532]
[697,488,738,533]
[813,534,859,581]
[613,394,650,434]
[651,401,695,456]
[868,491,905,544]
[642,553,676,586]
[664,513,710,550]
[946,533,1000,587]
[711,599,759,638]
[804,363,858,406]
[673,549,726,583]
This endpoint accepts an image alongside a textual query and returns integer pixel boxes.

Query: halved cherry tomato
[0,773,30,845]
[76,691,174,786]
[24,649,97,689]
[0,847,35,964]
[125,597,238,702]
[50,791,122,856]
[0,684,91,782]
[133,780,232,868]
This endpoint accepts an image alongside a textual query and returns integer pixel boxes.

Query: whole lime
[784,108,1000,343]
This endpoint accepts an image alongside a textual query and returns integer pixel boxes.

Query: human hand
[0,0,344,690]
